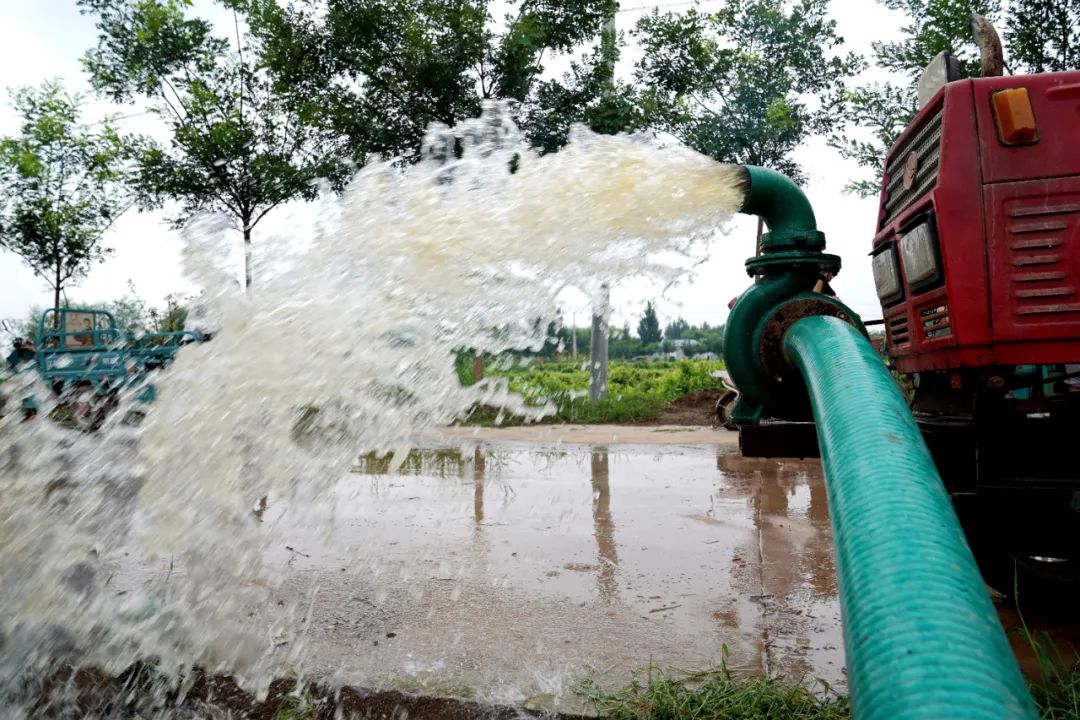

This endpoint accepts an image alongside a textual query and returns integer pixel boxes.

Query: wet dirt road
[265,427,843,712]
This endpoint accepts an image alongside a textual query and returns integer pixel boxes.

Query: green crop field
[459,356,727,424]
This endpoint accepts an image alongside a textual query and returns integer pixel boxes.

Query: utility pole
[589,12,616,402]
[589,284,609,401]
[472,352,484,384]
[572,312,577,360]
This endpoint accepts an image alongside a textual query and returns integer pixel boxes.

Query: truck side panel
[985,177,1080,343]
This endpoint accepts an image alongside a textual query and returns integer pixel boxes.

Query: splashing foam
[0,104,745,702]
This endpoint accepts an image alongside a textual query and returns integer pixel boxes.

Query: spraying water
[0,104,745,713]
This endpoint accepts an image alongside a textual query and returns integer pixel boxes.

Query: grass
[271,694,315,720]
[577,659,849,720]
[1030,654,1080,720]
[577,650,1080,720]
[1015,579,1080,720]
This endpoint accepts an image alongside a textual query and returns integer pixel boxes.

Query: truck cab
[873,58,1080,592]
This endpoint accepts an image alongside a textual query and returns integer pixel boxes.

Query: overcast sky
[0,0,905,332]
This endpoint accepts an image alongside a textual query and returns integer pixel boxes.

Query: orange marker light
[991,88,1039,145]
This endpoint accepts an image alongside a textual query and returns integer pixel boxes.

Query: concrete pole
[572,313,577,360]
[589,284,609,401]
[472,352,484,383]
[589,12,616,402]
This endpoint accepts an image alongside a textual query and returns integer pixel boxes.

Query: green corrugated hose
[783,315,1037,720]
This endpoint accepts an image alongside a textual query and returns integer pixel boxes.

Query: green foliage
[80,0,350,287]
[632,0,863,181]
[534,319,725,361]
[875,0,1000,79]
[665,317,689,340]
[454,349,478,386]
[0,81,132,311]
[1005,0,1080,73]
[231,0,622,163]
[271,693,315,720]
[637,301,662,344]
[147,293,188,332]
[487,357,721,423]
[1027,646,1080,719]
[521,32,648,154]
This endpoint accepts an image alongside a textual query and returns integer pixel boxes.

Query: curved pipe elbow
[737,165,824,250]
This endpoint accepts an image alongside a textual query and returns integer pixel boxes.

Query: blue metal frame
[13,308,200,418]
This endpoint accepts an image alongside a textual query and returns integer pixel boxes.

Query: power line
[617,0,722,13]
[85,110,155,127]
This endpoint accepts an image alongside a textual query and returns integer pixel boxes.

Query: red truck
[872,27,1080,592]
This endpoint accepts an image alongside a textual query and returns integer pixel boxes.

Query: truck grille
[882,104,943,226]
[888,314,910,347]
[919,304,952,339]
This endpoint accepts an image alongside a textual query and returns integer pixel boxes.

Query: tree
[230,0,621,165]
[832,0,1080,196]
[80,0,350,289]
[632,0,862,182]
[637,301,662,344]
[149,293,189,333]
[1005,0,1080,72]
[665,317,689,341]
[0,81,131,313]
[520,23,647,154]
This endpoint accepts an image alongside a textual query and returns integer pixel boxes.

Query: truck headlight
[872,244,902,303]
[900,216,941,290]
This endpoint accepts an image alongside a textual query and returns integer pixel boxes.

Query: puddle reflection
[322,441,1080,706]
[273,442,847,706]
[473,446,485,527]
[591,449,618,602]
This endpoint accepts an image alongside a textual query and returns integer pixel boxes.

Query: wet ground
[14,424,1080,717]
[259,427,844,712]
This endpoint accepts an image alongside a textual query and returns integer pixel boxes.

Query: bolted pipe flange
[757,295,863,383]
[746,251,841,277]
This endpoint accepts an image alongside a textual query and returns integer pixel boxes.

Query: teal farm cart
[4,308,201,430]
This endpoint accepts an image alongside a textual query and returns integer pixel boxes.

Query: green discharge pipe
[782,315,1037,720]
[738,165,825,249]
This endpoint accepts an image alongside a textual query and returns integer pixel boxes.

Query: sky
[0,0,906,333]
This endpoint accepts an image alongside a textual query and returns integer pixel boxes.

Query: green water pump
[722,165,866,425]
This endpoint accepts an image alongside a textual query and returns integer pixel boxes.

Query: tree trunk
[53,262,62,316]
[472,352,484,383]
[243,224,252,290]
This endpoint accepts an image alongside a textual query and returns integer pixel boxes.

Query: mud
[651,389,725,426]
[21,663,579,719]
[997,600,1080,680]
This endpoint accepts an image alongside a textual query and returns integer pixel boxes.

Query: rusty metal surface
[757,297,856,383]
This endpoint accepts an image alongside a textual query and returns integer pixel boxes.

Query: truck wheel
[979,548,1080,602]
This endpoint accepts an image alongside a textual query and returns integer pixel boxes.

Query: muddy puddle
[246,437,842,713]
